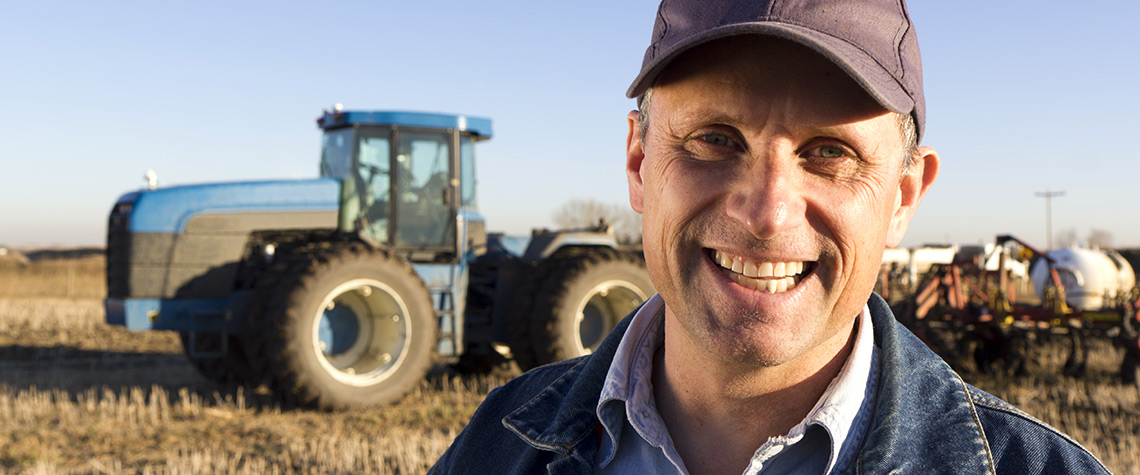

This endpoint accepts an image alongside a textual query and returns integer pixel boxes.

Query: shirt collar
[596,294,670,467]
[785,303,877,474]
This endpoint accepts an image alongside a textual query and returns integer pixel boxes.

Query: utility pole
[1035,189,1065,250]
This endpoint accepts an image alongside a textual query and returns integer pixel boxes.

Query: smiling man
[432,1,1108,473]
[622,36,930,474]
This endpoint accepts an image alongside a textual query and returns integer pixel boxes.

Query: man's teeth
[713,251,804,278]
[712,250,806,294]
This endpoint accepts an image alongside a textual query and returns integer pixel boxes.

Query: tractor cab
[317,109,492,262]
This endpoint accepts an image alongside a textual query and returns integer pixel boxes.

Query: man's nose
[724,158,806,240]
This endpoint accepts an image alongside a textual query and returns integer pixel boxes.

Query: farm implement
[889,235,1140,384]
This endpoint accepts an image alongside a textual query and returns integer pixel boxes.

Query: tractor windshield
[321,126,394,241]
[355,129,393,242]
[320,128,354,179]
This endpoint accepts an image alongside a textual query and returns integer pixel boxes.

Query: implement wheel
[511,248,653,371]
[249,243,435,409]
[1119,301,1140,386]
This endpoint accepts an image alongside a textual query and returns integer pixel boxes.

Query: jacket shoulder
[491,357,590,416]
[432,310,635,474]
[429,358,589,474]
[965,385,1110,474]
[860,294,1110,474]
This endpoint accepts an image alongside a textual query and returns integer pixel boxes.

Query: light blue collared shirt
[596,294,880,474]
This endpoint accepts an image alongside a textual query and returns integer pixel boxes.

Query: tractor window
[460,136,476,208]
[320,128,354,179]
[355,133,392,242]
[395,131,453,248]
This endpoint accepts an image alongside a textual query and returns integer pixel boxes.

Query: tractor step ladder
[432,286,460,356]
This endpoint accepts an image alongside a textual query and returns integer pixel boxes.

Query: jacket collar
[501,312,633,467]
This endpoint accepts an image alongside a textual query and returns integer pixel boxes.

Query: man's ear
[886,146,939,247]
[626,110,646,214]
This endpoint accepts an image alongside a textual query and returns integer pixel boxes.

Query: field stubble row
[1,260,1138,473]
[0,295,504,473]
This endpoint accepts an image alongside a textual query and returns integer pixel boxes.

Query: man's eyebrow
[666,109,753,131]
[798,123,868,139]
[793,112,893,140]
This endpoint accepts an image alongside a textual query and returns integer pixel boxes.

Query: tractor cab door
[392,129,455,252]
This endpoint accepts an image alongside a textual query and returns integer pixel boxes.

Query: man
[432,1,1109,473]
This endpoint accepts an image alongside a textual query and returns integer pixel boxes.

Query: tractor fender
[485,228,628,345]
[520,228,620,263]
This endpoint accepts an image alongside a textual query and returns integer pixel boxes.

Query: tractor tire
[248,243,436,409]
[451,350,516,376]
[511,248,654,371]
[178,332,255,385]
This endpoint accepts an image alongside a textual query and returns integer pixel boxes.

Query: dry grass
[0,374,501,473]
[0,296,503,473]
[1,257,1137,473]
[953,337,1140,473]
[0,256,105,299]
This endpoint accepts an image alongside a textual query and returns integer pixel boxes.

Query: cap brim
[626,22,914,117]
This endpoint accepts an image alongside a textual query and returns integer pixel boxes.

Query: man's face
[626,37,936,368]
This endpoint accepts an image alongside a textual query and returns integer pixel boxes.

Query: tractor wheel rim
[312,278,412,387]
[574,280,647,355]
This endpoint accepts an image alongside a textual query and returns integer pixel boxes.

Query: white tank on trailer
[1030,246,1137,311]
[1106,250,1137,292]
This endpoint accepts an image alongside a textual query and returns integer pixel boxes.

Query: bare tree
[552,199,609,229]
[552,199,643,245]
[1087,228,1113,248]
[1054,228,1078,248]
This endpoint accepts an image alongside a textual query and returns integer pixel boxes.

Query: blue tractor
[105,109,653,409]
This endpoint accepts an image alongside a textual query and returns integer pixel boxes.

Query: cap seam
[892,0,909,79]
[649,2,669,61]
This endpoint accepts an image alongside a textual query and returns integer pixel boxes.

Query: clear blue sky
[2,1,1138,249]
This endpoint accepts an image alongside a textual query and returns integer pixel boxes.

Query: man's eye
[807,145,847,159]
[701,134,731,146]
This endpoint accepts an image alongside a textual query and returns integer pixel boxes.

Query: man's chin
[679,299,821,363]
[701,329,818,369]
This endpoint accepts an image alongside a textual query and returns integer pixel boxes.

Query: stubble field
[0,256,1137,473]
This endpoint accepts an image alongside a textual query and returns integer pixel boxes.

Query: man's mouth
[709,249,815,294]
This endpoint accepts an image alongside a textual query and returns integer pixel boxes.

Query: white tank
[1106,250,1137,292]
[1030,246,1136,311]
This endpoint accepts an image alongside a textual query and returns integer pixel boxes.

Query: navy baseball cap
[628,0,925,140]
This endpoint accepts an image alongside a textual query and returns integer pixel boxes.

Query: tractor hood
[106,178,341,302]
[115,178,340,233]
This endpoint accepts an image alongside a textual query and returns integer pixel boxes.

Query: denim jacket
[431,294,1109,474]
